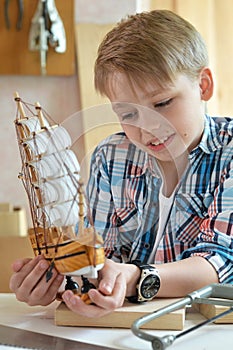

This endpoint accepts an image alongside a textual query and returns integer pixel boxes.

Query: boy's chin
[152,149,189,163]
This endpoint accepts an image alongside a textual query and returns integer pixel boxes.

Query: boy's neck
[157,155,188,197]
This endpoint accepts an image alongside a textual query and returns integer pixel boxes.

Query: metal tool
[4,0,24,30]
[28,0,66,75]
[131,283,233,350]
[0,324,117,350]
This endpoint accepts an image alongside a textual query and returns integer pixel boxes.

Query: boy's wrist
[120,263,141,297]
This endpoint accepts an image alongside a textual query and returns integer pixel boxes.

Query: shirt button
[116,217,122,226]
[144,242,150,249]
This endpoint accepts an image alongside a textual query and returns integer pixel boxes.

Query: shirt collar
[191,115,225,156]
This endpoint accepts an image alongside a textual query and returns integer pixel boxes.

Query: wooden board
[198,301,233,324]
[55,298,185,330]
[75,23,115,110]
[75,23,122,176]
[0,0,75,75]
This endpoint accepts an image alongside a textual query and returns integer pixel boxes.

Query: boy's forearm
[122,256,218,299]
[155,257,218,297]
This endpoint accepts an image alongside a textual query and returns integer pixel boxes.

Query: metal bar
[194,298,233,307]
[131,284,233,350]
[176,306,233,339]
[131,295,193,342]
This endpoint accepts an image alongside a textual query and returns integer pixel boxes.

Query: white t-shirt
[148,189,175,263]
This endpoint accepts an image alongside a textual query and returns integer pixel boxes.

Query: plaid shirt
[86,115,233,283]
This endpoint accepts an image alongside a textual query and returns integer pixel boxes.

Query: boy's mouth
[147,133,175,152]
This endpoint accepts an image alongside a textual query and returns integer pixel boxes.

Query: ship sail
[14,92,105,294]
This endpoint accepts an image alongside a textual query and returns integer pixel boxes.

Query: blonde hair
[94,10,208,95]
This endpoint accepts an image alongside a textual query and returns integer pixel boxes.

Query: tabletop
[0,293,232,350]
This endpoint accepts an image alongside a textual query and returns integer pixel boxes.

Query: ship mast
[14,92,27,119]
[78,180,85,236]
[13,93,105,297]
[35,102,45,128]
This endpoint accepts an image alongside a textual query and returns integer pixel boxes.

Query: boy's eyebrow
[143,89,160,97]
[143,89,167,99]
[111,88,171,111]
[111,89,163,107]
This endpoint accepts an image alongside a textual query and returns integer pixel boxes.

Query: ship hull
[28,226,105,278]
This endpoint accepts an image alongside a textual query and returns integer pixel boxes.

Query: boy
[10,10,233,318]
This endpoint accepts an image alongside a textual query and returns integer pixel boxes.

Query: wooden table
[0,293,232,350]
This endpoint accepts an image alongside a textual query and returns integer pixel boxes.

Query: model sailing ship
[14,92,105,302]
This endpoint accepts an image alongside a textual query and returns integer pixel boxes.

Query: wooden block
[0,206,28,237]
[0,203,13,212]
[0,236,34,292]
[55,298,185,330]
[198,301,233,324]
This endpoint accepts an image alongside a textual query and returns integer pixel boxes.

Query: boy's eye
[154,98,173,108]
[121,110,138,121]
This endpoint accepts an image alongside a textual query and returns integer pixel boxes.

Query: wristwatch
[127,260,161,303]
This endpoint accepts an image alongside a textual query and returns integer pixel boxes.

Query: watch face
[141,275,160,299]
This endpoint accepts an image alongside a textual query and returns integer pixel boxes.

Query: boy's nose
[140,127,160,144]
[137,106,162,130]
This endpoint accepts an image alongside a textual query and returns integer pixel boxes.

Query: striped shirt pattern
[86,115,233,283]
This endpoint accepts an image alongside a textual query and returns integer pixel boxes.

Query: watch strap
[126,259,158,303]
[127,295,141,303]
[129,259,155,271]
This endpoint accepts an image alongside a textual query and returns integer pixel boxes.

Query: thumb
[98,260,119,296]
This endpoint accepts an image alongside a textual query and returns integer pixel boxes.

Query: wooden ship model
[14,92,105,301]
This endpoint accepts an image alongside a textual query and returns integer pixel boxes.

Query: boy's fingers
[28,273,64,306]
[10,256,48,292]
[10,255,64,306]
[11,257,38,272]
[63,273,126,318]
[62,290,110,318]
[97,260,118,295]
[89,273,126,310]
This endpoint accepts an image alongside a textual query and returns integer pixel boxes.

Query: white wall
[75,0,136,23]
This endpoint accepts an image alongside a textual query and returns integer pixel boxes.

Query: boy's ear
[199,67,214,101]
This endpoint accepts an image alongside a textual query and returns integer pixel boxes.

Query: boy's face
[108,72,206,163]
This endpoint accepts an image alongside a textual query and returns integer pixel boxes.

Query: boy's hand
[10,257,140,317]
[62,259,140,317]
[9,255,64,306]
